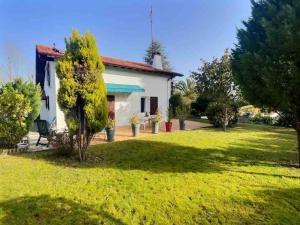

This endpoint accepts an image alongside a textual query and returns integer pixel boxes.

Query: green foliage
[206,102,238,128]
[130,114,140,125]
[248,115,277,126]
[191,96,211,117]
[175,78,197,105]
[0,79,41,147]
[166,107,173,122]
[239,105,261,117]
[151,112,162,123]
[106,118,115,129]
[169,93,183,116]
[232,0,300,125]
[275,112,296,128]
[144,40,171,70]
[56,29,108,161]
[1,124,299,224]
[176,103,190,120]
[52,132,74,157]
[191,50,240,130]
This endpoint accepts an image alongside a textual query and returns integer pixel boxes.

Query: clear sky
[0,0,252,80]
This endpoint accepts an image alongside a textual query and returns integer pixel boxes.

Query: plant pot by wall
[179,119,185,130]
[106,128,115,142]
[131,124,140,137]
[152,122,159,134]
[165,122,172,132]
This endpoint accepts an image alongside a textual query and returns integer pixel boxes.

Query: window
[46,62,51,87]
[141,97,146,113]
[46,96,50,110]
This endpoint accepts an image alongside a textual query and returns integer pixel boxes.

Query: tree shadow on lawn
[0,195,126,225]
[212,187,300,225]
[14,127,299,175]
[1,189,298,225]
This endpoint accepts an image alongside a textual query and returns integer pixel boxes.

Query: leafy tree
[175,78,197,105]
[144,40,171,70]
[56,30,108,161]
[169,93,183,117]
[0,79,41,147]
[191,50,239,130]
[231,0,300,166]
[191,96,211,117]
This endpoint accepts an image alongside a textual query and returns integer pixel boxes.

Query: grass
[0,124,299,225]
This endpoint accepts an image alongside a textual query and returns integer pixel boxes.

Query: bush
[248,115,277,126]
[176,103,190,120]
[206,102,238,127]
[52,133,75,156]
[0,79,41,148]
[191,96,211,117]
[169,93,182,116]
[275,112,295,128]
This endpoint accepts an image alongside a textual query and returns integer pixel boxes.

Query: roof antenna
[150,5,153,46]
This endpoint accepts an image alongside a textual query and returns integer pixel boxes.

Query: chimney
[152,51,163,70]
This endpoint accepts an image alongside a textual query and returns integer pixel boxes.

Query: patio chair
[35,119,55,147]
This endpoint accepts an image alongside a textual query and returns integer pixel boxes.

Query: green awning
[106,83,145,93]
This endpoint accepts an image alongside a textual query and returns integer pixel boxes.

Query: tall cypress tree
[144,40,171,71]
[56,29,108,161]
[232,0,300,166]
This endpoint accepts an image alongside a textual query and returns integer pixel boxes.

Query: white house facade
[36,45,182,130]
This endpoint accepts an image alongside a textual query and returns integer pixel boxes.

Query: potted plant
[151,112,162,134]
[176,104,189,130]
[165,108,173,132]
[130,114,140,137]
[106,118,115,142]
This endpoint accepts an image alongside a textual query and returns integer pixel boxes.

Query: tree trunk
[297,122,300,168]
[223,105,228,132]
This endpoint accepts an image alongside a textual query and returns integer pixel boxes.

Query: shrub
[130,114,140,125]
[275,112,295,128]
[52,133,74,156]
[106,118,115,129]
[191,96,211,117]
[239,105,261,117]
[206,102,238,127]
[151,112,162,123]
[248,115,277,126]
[176,103,190,120]
[169,93,182,116]
[0,79,41,148]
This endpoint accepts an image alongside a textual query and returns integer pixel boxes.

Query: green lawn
[0,124,299,225]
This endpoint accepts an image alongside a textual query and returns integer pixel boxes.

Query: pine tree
[232,0,300,167]
[56,29,108,161]
[144,40,171,71]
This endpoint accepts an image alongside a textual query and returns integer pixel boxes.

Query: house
[36,45,183,130]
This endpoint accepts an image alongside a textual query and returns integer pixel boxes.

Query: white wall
[103,67,171,126]
[40,63,171,128]
[39,61,66,131]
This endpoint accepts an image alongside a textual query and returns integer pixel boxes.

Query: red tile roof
[36,45,64,58]
[36,45,183,77]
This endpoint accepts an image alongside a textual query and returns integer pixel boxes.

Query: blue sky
[0,0,252,80]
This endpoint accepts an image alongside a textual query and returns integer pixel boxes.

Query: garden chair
[35,119,56,147]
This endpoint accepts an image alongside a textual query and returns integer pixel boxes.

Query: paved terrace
[20,119,209,152]
[91,119,210,144]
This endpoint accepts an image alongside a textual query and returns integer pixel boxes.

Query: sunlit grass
[0,124,299,225]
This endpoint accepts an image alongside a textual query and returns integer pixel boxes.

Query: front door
[150,97,158,115]
[107,95,115,119]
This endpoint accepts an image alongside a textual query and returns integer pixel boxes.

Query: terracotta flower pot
[165,122,172,132]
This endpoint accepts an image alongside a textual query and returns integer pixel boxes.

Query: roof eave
[104,63,183,77]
